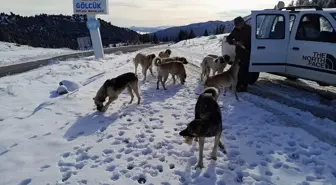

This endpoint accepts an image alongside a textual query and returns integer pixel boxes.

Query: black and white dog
[93,72,141,112]
[179,87,226,169]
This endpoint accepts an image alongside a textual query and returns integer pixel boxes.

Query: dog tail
[153,57,162,66]
[201,57,207,68]
[132,54,138,64]
[202,87,219,99]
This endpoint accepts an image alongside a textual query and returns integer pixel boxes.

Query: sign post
[73,0,109,59]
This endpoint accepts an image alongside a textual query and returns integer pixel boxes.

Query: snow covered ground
[1,35,336,185]
[0,41,78,67]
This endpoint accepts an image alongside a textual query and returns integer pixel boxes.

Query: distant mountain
[129,26,172,34]
[0,12,140,50]
[152,15,254,41]
[152,20,234,40]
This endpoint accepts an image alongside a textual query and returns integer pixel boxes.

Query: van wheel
[286,76,298,81]
[317,82,329,87]
[248,72,259,85]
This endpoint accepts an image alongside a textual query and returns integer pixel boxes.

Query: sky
[0,0,292,28]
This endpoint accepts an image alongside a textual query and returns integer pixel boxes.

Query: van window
[295,14,336,43]
[256,14,285,39]
[332,13,336,20]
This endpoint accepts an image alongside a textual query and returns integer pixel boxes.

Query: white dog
[200,54,229,81]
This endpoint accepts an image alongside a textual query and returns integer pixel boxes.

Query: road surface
[0,44,160,78]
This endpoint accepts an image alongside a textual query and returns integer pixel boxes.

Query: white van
[222,3,336,87]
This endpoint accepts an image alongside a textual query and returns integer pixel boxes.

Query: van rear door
[286,11,336,85]
[249,10,290,72]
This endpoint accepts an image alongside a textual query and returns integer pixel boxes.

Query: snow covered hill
[129,26,172,34]
[0,34,336,185]
[0,41,77,67]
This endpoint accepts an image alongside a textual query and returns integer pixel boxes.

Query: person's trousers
[237,58,250,87]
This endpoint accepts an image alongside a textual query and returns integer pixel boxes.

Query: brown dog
[133,53,156,81]
[153,57,187,90]
[204,59,241,101]
[93,72,141,112]
[158,49,172,58]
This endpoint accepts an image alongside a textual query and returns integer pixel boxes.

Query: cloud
[110,2,142,8]
[216,9,251,20]
[0,0,294,27]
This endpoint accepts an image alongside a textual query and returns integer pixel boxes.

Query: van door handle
[292,47,300,50]
[257,46,266,49]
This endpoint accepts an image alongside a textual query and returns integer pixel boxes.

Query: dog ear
[219,57,225,64]
[223,54,230,62]
[166,49,171,55]
[182,57,188,64]
[185,119,204,135]
[110,78,116,85]
[103,79,110,87]
[147,54,155,60]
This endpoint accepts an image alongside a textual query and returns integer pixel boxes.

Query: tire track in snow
[173,46,336,120]
[249,82,336,122]
[240,93,336,147]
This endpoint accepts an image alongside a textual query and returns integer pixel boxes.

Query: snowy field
[0,41,78,67]
[1,34,336,185]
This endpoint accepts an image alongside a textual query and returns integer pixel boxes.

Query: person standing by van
[226,16,251,92]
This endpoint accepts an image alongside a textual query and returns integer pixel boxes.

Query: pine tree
[203,29,209,36]
[177,30,183,42]
[153,33,158,43]
[295,0,311,6]
[219,25,226,34]
[188,29,196,39]
[288,0,295,7]
[215,26,219,35]
[326,0,336,8]
[177,30,188,42]
[292,0,336,8]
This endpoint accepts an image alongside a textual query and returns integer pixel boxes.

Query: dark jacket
[226,24,252,60]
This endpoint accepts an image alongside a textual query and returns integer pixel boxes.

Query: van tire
[248,72,260,85]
